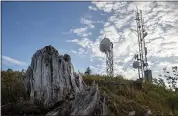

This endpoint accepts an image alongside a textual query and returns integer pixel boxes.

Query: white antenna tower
[133,8,152,82]
[100,37,114,77]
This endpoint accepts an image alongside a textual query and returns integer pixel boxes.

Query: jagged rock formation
[24,45,108,116]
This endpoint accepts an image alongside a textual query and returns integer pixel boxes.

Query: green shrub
[1,69,26,105]
[166,93,178,114]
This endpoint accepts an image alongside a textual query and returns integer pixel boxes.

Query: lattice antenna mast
[135,8,142,79]
[106,42,113,77]
[134,9,148,79]
[140,10,148,70]
[100,38,114,77]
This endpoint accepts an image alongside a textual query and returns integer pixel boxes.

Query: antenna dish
[143,32,148,38]
[133,61,139,69]
[100,38,112,53]
[99,37,113,77]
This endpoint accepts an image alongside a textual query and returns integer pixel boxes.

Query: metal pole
[139,10,144,79]
[111,42,114,77]
[105,45,114,78]
[135,11,141,79]
[140,11,148,71]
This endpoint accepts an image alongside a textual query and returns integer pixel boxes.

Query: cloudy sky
[2,1,178,80]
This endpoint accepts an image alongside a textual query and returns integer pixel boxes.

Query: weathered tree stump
[24,45,108,116]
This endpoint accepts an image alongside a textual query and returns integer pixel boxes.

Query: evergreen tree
[84,67,92,75]
[7,68,13,72]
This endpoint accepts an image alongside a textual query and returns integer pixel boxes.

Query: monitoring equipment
[133,61,140,69]
[100,38,114,77]
[133,9,152,82]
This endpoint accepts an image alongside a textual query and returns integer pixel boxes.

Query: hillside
[83,75,178,116]
[1,69,178,116]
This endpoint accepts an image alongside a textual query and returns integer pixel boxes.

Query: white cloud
[103,25,120,42]
[96,20,104,24]
[66,38,92,48]
[88,5,98,11]
[70,27,88,34]
[2,55,27,66]
[81,17,95,29]
[66,39,79,43]
[67,2,178,80]
[157,61,175,67]
[92,1,114,13]
[72,48,87,56]
[72,51,78,54]
[89,65,97,71]
[82,32,92,37]
[69,27,92,37]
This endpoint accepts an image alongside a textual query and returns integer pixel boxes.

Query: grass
[1,70,178,116]
[83,74,178,116]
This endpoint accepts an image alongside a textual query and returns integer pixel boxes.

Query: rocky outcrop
[24,45,108,116]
